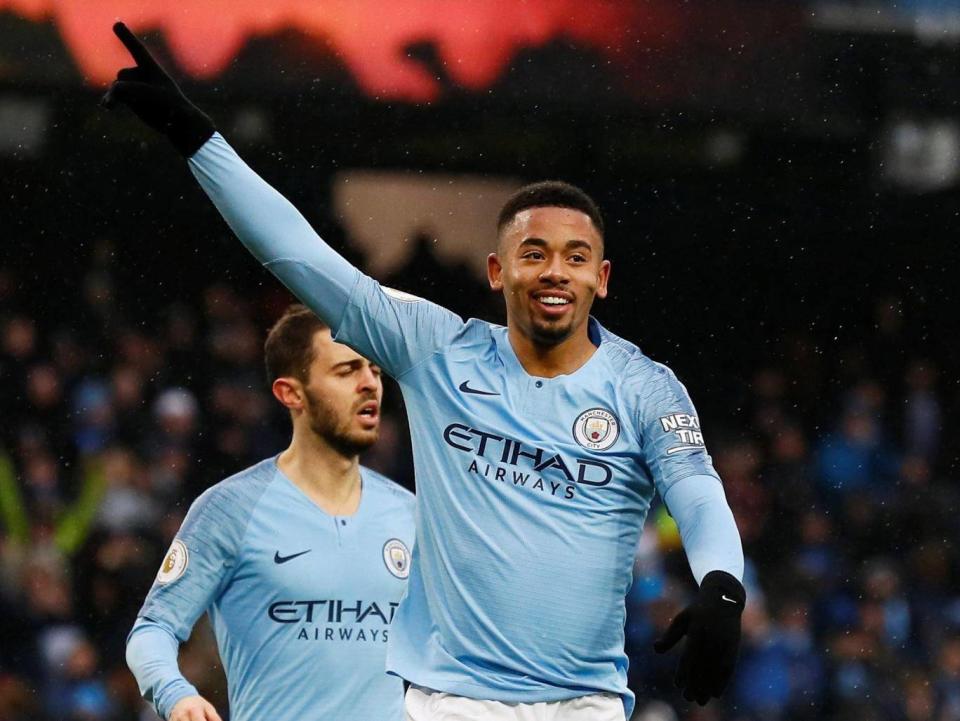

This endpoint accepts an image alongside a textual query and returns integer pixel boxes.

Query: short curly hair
[497,180,604,237]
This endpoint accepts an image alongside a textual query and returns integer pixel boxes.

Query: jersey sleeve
[126,618,199,720]
[636,363,721,496]
[189,134,464,377]
[138,483,249,641]
[336,274,465,377]
[662,474,744,583]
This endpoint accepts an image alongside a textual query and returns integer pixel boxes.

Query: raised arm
[101,23,357,322]
[102,22,464,377]
[187,133,360,328]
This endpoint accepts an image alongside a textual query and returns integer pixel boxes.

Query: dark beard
[315,428,375,457]
[304,388,378,455]
[529,317,574,346]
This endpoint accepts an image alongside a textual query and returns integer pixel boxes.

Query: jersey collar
[494,316,607,381]
[273,456,370,523]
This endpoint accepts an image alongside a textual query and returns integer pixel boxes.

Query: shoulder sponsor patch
[156,539,189,584]
[659,413,705,454]
[572,408,620,451]
[382,539,410,579]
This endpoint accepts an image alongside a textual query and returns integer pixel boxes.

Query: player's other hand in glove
[101,22,215,157]
[653,570,746,706]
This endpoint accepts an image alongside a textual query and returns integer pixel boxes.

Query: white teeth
[539,296,570,305]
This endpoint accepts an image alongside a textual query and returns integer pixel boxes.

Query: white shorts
[404,685,626,721]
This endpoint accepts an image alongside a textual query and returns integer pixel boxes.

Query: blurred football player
[125,304,415,721]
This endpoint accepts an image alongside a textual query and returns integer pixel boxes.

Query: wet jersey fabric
[188,134,744,717]
[127,456,415,721]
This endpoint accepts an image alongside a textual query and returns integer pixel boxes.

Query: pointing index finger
[112,21,158,70]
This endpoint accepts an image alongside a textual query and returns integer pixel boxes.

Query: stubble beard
[528,316,575,346]
[525,299,584,347]
[304,388,379,457]
[512,285,588,348]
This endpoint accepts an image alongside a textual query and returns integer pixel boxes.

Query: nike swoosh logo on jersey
[721,594,739,604]
[274,549,311,564]
[458,380,500,396]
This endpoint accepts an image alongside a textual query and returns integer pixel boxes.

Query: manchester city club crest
[382,539,411,579]
[572,408,620,451]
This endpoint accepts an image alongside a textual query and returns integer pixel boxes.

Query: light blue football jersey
[336,281,719,718]
[189,134,734,718]
[137,457,416,721]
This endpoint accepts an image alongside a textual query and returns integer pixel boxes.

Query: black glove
[653,570,746,706]
[100,22,215,157]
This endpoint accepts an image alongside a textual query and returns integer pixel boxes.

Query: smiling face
[489,206,610,347]
[273,328,383,456]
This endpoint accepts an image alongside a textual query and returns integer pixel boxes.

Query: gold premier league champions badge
[156,539,189,584]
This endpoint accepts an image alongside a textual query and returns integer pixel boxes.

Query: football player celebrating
[106,23,745,720]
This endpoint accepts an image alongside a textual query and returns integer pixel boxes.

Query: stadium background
[1,1,958,719]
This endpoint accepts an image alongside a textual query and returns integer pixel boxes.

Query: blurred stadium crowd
[0,229,954,721]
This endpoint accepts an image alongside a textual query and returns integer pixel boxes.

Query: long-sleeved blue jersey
[188,134,744,718]
[127,458,415,721]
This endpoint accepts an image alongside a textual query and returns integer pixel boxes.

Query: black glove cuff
[699,570,746,609]
[166,104,216,158]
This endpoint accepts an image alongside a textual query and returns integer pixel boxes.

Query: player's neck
[507,323,598,378]
[278,429,362,516]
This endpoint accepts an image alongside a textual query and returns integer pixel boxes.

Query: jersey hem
[388,667,632,707]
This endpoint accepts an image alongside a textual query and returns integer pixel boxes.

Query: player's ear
[488,252,504,291]
[271,377,304,410]
[595,259,611,300]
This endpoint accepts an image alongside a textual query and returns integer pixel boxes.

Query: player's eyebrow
[518,238,594,252]
[330,358,363,371]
